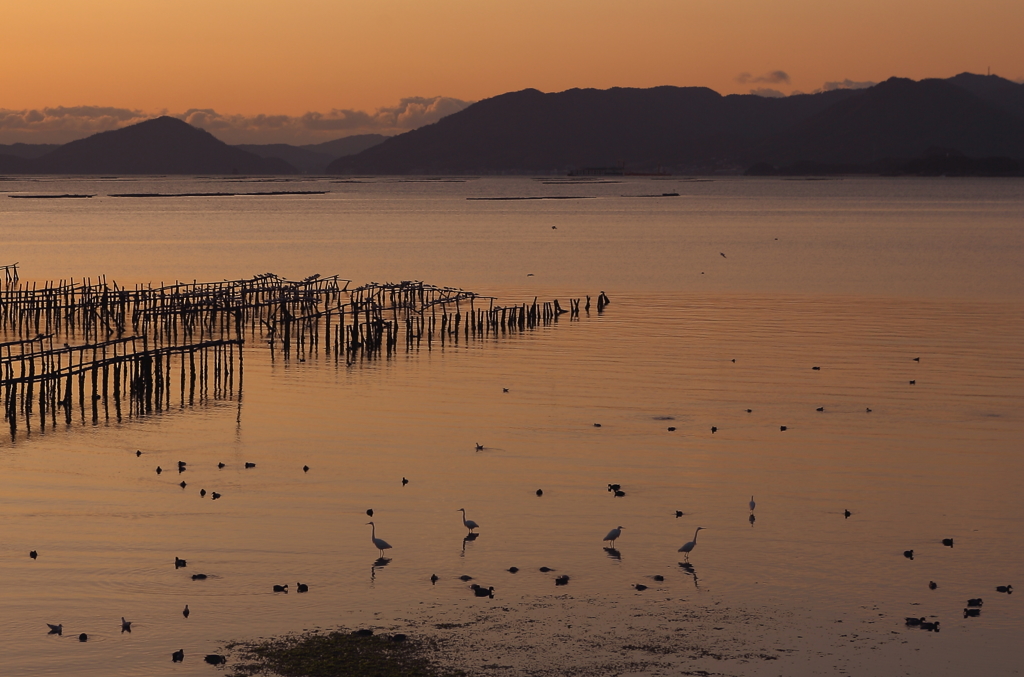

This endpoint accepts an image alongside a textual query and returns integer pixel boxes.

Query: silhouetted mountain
[234,144,335,174]
[303,134,388,157]
[0,143,61,159]
[236,134,388,173]
[0,154,34,173]
[328,74,1024,174]
[32,117,296,174]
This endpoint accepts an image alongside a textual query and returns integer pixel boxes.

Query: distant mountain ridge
[237,134,388,173]
[328,73,1024,174]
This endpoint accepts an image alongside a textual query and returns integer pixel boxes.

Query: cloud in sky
[736,70,791,85]
[816,78,877,92]
[749,88,787,98]
[0,97,471,145]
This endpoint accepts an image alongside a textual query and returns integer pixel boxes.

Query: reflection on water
[0,177,1022,676]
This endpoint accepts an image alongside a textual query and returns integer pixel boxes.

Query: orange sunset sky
[2,0,1022,144]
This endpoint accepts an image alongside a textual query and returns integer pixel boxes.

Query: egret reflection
[678,562,700,589]
[603,547,622,561]
[749,513,756,527]
[461,532,480,556]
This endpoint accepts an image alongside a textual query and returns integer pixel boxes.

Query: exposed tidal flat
[0,176,1021,676]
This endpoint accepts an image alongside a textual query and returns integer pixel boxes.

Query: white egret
[367,522,392,557]
[678,527,706,560]
[457,508,480,532]
[603,526,624,544]
[749,496,755,512]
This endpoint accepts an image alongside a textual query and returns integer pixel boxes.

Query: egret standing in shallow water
[457,508,480,532]
[603,526,624,545]
[366,522,392,557]
[678,527,706,561]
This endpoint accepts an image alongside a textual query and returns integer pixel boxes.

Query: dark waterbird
[964,608,981,618]
[866,407,872,412]
[502,388,509,392]
[245,462,256,468]
[929,581,938,590]
[536,489,543,496]
[507,567,519,574]
[904,550,914,560]
[30,550,37,559]
[905,617,924,626]
[920,621,940,631]
[653,575,665,581]
[967,598,983,607]
[942,538,954,547]
[183,605,189,618]
[555,575,570,586]
[200,489,206,497]
[179,481,187,488]
[175,557,187,568]
[121,617,132,633]
[634,584,648,591]
[47,623,62,635]
[780,426,787,431]
[667,426,676,431]
[475,443,484,451]
[211,492,221,500]
[711,426,717,434]
[136,450,142,457]
[593,423,602,427]
[458,575,474,581]
[297,581,309,591]
[79,633,88,642]
[996,585,1013,593]
[539,567,554,572]
[613,490,626,497]
[844,510,851,518]
[471,585,494,597]
[218,462,225,468]
[156,466,162,474]
[909,380,916,385]
[366,508,374,517]
[675,511,684,518]
[812,366,820,370]
[430,574,438,584]
[816,407,824,412]
[172,649,184,662]
[401,477,409,486]
[192,574,208,580]
[204,654,227,665]
[607,484,621,492]
[303,465,309,472]
[273,584,288,592]
[746,408,753,413]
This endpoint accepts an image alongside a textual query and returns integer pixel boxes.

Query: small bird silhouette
[903,550,914,560]
[613,490,626,497]
[816,407,824,412]
[200,489,206,497]
[47,623,62,635]
[192,574,208,580]
[866,408,872,412]
[913,357,920,362]
[366,509,374,517]
[303,465,309,472]
[909,380,916,385]
[996,585,1013,593]
[245,462,256,468]
[844,509,851,518]
[653,575,665,581]
[211,492,221,500]
[675,510,683,518]
[667,426,676,431]
[507,567,519,573]
[79,633,88,642]
[30,550,37,559]
[555,575,570,586]
[175,557,187,568]
[401,477,409,486]
[297,582,309,593]
[183,605,190,618]
[218,462,225,468]
[942,538,954,547]
[273,584,288,592]
[172,649,184,662]
[929,581,937,590]
[136,450,142,457]
[121,617,131,633]
[711,426,717,434]
[746,409,753,413]
[156,466,162,474]
[204,655,227,665]
[634,583,648,591]
[430,574,439,584]
[720,252,726,258]
[593,423,602,427]
[475,443,484,451]
[539,567,554,572]
[780,425,788,431]
[502,388,509,393]
[536,489,543,496]
[458,575,473,581]
[812,366,820,371]
[179,481,187,488]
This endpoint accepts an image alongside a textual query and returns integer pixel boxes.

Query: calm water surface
[0,176,1022,676]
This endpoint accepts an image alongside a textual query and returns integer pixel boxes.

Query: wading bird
[603,526,624,545]
[678,527,706,561]
[457,508,480,532]
[367,522,392,557]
